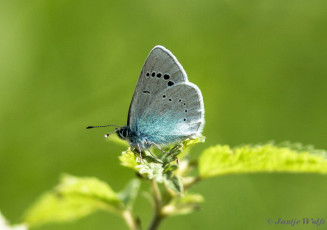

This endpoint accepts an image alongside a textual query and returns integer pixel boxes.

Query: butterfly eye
[146,72,150,76]
[162,95,166,98]
[157,73,162,78]
[185,110,188,112]
[151,72,156,77]
[121,129,127,137]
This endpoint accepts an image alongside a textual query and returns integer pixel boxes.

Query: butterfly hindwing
[128,46,188,128]
[135,82,204,145]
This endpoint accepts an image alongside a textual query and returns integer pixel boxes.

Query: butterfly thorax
[116,126,151,151]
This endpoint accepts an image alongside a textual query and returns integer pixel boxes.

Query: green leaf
[161,193,204,216]
[120,149,167,183]
[199,144,327,178]
[118,179,141,210]
[119,138,203,192]
[119,137,205,173]
[0,211,27,230]
[163,175,184,194]
[119,149,138,171]
[137,160,165,182]
[182,136,206,148]
[23,174,122,227]
[57,174,120,205]
[177,136,206,160]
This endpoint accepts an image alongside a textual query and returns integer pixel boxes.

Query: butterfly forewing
[128,46,188,128]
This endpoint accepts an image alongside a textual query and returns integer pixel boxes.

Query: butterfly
[88,45,205,157]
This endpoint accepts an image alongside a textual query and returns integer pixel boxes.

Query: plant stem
[148,213,163,230]
[151,179,162,212]
[122,210,141,230]
[148,179,164,230]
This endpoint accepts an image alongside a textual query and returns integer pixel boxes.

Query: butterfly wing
[128,46,188,129]
[136,82,204,145]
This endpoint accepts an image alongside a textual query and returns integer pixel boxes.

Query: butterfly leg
[131,145,143,162]
[147,150,161,161]
[137,144,143,161]
[131,148,141,161]
[152,142,170,154]
[152,142,179,164]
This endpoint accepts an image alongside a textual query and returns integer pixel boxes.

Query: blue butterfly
[88,46,204,156]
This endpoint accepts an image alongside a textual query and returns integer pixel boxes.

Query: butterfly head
[116,126,130,140]
[116,126,141,149]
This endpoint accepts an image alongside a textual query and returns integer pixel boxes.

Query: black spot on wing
[164,74,170,80]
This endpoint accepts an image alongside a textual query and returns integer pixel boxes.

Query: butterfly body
[116,45,205,153]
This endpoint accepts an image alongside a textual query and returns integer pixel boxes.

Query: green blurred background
[1,0,327,229]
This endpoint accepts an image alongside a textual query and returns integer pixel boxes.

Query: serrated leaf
[199,144,327,178]
[0,211,27,230]
[161,193,204,216]
[118,179,141,210]
[137,161,164,182]
[119,149,138,170]
[120,149,167,183]
[277,141,327,158]
[119,138,203,188]
[177,136,206,160]
[23,174,122,227]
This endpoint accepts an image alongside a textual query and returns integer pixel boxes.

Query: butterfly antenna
[86,125,122,129]
[104,130,117,138]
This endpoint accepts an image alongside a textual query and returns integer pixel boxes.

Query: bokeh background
[1,0,327,229]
